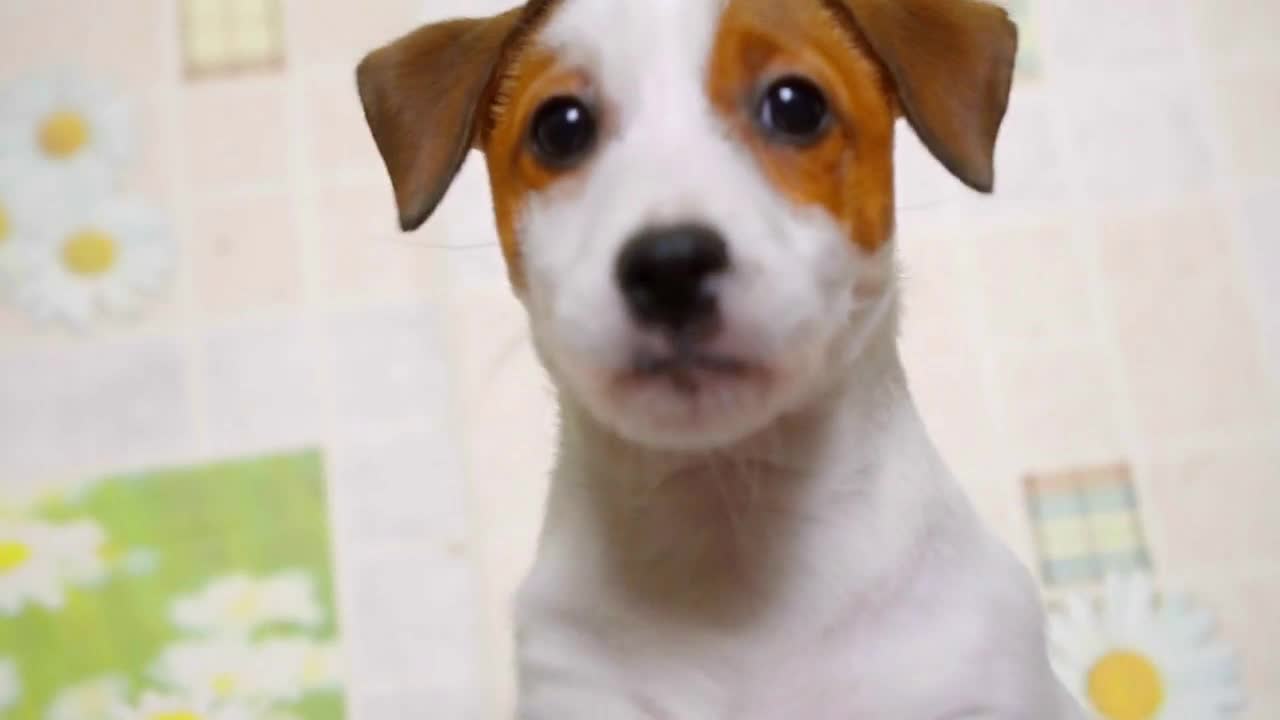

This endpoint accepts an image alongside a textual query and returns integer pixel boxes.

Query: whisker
[895,200,949,213]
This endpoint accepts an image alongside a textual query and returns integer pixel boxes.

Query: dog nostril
[616,223,730,332]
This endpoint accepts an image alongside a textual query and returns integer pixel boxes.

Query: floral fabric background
[0,452,342,720]
[0,1,1277,719]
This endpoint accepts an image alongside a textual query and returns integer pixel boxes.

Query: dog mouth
[624,347,756,394]
[575,329,800,449]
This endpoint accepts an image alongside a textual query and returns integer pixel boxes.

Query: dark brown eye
[530,96,597,168]
[757,76,829,143]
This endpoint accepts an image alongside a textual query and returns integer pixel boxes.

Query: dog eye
[757,76,829,143]
[530,96,597,168]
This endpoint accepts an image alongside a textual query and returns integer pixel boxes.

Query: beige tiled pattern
[1099,204,1275,451]
[312,183,447,302]
[288,0,420,65]
[1059,70,1217,209]
[1043,0,1187,69]
[202,321,325,454]
[907,356,999,492]
[1209,63,1280,179]
[122,90,180,199]
[1146,448,1280,579]
[183,75,291,193]
[0,0,168,91]
[1239,181,1280,381]
[972,223,1092,345]
[1,0,1279,718]
[1188,0,1280,65]
[897,228,976,364]
[190,193,304,317]
[995,344,1125,471]
[302,66,388,181]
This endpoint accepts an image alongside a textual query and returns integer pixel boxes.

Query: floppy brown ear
[826,0,1018,192]
[356,9,524,231]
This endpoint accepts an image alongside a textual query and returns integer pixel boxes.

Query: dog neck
[540,288,962,629]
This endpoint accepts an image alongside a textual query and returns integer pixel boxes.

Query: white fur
[507,0,1086,717]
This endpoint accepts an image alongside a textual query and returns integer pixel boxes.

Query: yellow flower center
[0,541,32,572]
[99,540,125,564]
[1088,650,1165,720]
[149,712,202,720]
[39,110,92,159]
[62,229,119,277]
[0,203,10,244]
[212,672,238,697]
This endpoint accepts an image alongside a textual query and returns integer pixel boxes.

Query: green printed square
[0,450,346,720]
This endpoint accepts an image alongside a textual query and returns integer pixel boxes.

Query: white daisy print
[149,637,296,705]
[0,167,62,293]
[46,675,129,720]
[172,571,323,637]
[258,637,344,698]
[0,657,20,714]
[0,522,65,613]
[51,520,112,588]
[0,70,131,197]
[0,519,109,615]
[110,692,257,720]
[1049,573,1245,720]
[0,173,27,286]
[8,195,173,327]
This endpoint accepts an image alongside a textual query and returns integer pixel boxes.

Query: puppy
[358,0,1086,717]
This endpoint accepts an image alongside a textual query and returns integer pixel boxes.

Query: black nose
[616,223,730,333]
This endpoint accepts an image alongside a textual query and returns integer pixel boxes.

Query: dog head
[358,0,1016,451]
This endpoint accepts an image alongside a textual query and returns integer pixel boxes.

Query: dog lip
[624,351,755,395]
[631,351,750,378]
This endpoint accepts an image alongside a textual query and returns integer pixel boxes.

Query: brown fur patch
[822,0,1016,193]
[479,47,582,288]
[708,0,899,253]
[483,33,616,290]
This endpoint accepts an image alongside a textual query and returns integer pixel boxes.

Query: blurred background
[0,0,1276,718]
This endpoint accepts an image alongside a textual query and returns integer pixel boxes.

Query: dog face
[358,0,1016,450]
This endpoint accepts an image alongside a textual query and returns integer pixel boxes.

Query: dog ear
[827,0,1017,192]
[357,9,525,231]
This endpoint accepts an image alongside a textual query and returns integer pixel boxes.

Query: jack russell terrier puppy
[358,0,1086,717]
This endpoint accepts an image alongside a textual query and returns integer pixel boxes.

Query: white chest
[516,533,1072,720]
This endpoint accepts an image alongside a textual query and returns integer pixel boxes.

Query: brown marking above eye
[708,0,899,254]
[480,47,594,288]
